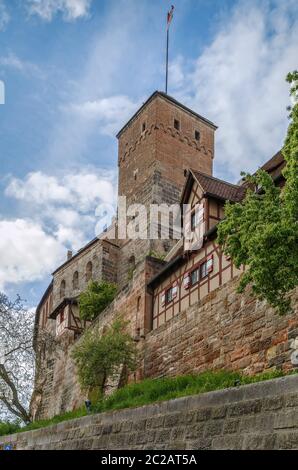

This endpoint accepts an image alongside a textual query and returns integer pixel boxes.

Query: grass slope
[1,369,296,437]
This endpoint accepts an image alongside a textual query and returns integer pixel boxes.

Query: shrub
[72,319,137,394]
[0,421,21,437]
[79,280,117,321]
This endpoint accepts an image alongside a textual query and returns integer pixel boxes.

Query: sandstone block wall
[144,277,298,379]
[34,274,298,421]
[3,375,298,450]
[33,257,165,420]
[52,239,119,310]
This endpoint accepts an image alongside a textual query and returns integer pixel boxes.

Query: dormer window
[195,130,200,141]
[142,122,146,132]
[191,204,204,231]
[174,119,180,131]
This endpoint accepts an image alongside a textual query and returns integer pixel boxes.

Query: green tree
[217,71,298,315]
[79,280,117,322]
[72,319,137,395]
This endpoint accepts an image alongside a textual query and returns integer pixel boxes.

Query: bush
[79,280,117,321]
[72,319,137,394]
[0,421,21,437]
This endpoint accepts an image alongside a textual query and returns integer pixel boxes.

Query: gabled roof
[261,150,285,183]
[181,169,246,205]
[261,150,284,173]
[116,91,217,138]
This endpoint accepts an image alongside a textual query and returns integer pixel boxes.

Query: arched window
[86,261,93,282]
[73,271,79,290]
[60,280,66,299]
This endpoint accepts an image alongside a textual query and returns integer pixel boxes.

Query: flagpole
[165,27,169,94]
[165,5,174,95]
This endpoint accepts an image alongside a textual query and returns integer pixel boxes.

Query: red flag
[167,5,174,29]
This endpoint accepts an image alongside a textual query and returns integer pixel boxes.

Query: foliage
[147,250,166,261]
[217,71,298,315]
[0,420,21,437]
[2,369,296,437]
[72,319,137,394]
[79,280,117,321]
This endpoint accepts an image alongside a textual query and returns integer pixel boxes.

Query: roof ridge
[190,169,242,189]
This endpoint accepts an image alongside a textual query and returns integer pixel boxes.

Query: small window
[60,280,66,299]
[191,212,196,231]
[73,271,79,290]
[191,268,199,286]
[137,296,141,311]
[195,130,200,141]
[142,122,146,132]
[86,261,93,282]
[191,205,204,231]
[174,119,180,131]
[200,262,208,279]
[165,287,173,304]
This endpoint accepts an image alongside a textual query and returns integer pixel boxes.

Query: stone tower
[116,91,217,287]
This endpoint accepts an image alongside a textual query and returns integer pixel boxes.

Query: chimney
[67,250,72,261]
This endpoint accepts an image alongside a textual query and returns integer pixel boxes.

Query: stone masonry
[116,92,216,288]
[33,256,165,420]
[143,277,298,379]
[3,375,298,450]
[33,272,298,420]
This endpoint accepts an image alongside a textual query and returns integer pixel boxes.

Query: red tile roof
[190,170,246,202]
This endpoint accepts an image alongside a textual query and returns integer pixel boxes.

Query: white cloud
[0,1,9,31]
[168,56,186,90]
[172,0,298,181]
[5,168,117,252]
[0,219,65,290]
[0,52,42,76]
[2,169,117,288]
[26,0,93,22]
[5,171,70,203]
[5,170,116,210]
[67,95,142,136]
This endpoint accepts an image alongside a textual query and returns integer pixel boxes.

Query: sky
[0,0,297,309]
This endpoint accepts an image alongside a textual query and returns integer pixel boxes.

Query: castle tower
[116,91,217,287]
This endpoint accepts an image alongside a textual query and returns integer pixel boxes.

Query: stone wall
[33,273,298,421]
[33,256,165,420]
[3,375,298,450]
[52,239,119,310]
[144,277,298,379]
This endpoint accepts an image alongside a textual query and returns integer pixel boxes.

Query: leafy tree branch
[217,71,298,315]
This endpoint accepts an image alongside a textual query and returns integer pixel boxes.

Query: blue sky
[0,0,297,308]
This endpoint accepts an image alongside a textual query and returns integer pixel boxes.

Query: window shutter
[207,254,214,273]
[161,292,166,307]
[183,273,190,289]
